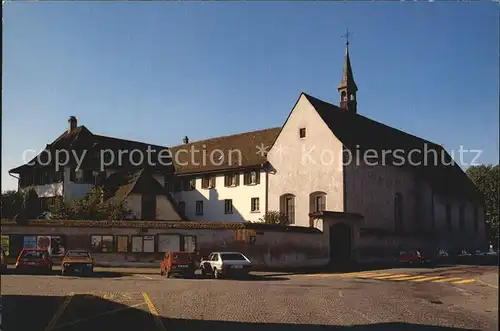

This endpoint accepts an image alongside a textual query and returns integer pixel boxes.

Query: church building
[266,39,485,261]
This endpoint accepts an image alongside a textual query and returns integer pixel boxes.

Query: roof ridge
[93,134,169,149]
[304,93,442,148]
[170,127,281,148]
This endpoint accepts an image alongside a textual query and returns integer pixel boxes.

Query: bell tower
[337,29,358,114]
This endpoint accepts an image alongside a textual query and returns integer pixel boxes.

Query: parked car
[1,248,7,272]
[160,251,197,278]
[15,248,52,273]
[200,252,252,279]
[61,250,94,276]
[398,250,429,265]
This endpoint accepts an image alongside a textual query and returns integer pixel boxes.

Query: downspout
[9,171,20,191]
[262,163,269,216]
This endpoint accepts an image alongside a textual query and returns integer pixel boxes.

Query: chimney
[183,136,189,144]
[68,116,77,133]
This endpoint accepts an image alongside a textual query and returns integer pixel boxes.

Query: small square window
[299,128,306,138]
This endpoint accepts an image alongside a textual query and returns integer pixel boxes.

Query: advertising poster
[117,236,128,253]
[1,235,10,256]
[50,236,65,256]
[158,235,180,253]
[143,236,155,253]
[91,235,102,252]
[37,236,51,252]
[101,236,113,252]
[132,236,143,252]
[183,236,196,253]
[23,236,37,249]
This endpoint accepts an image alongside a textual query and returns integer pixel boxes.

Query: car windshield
[21,250,45,259]
[220,253,246,261]
[66,251,90,258]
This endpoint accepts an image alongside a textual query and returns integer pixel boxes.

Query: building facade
[7,41,486,257]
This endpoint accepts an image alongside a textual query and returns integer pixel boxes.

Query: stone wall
[0,220,328,269]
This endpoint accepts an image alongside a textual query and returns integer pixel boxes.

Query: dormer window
[201,175,216,189]
[224,173,239,187]
[299,128,306,139]
[244,170,260,185]
[183,178,196,190]
[75,169,84,182]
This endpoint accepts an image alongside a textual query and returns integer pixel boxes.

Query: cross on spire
[341,28,351,47]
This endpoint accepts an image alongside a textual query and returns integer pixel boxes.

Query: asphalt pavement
[0,265,497,331]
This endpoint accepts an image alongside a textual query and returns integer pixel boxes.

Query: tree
[466,164,499,244]
[259,210,289,226]
[1,186,40,220]
[48,187,133,220]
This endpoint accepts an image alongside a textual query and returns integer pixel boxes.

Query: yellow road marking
[356,273,394,278]
[371,274,410,279]
[411,276,444,282]
[307,272,382,277]
[432,277,463,283]
[452,279,476,284]
[388,275,428,281]
[143,292,166,331]
[44,293,74,331]
[52,302,146,330]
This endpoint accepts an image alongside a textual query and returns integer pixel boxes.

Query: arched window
[309,191,326,213]
[280,194,295,225]
[394,193,403,233]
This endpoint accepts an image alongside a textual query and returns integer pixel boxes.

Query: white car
[200,252,252,279]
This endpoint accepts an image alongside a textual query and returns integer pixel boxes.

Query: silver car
[200,252,252,279]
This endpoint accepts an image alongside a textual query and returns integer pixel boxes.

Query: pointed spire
[338,29,357,92]
[338,29,358,113]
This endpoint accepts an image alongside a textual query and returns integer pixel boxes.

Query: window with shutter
[225,173,238,187]
[202,176,209,189]
[195,201,203,215]
[75,169,84,182]
[251,198,259,212]
[224,199,233,214]
[178,201,186,216]
[210,176,216,188]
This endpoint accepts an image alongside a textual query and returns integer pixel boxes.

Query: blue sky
[2,2,498,191]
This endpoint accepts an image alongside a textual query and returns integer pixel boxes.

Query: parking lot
[1,265,498,331]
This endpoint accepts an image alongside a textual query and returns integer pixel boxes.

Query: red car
[398,250,427,264]
[160,251,197,278]
[15,248,53,273]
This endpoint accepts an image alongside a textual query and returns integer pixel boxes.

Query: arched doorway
[329,223,352,267]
